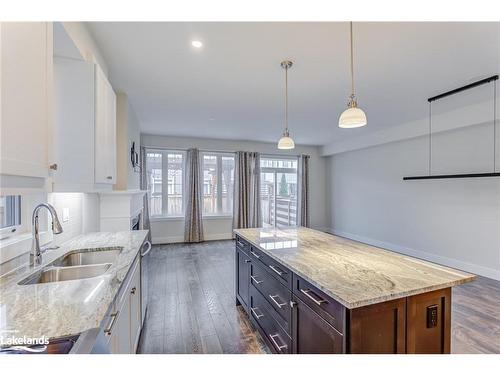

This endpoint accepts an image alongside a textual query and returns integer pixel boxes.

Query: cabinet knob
[49,163,58,171]
[245,259,251,263]
[131,287,136,295]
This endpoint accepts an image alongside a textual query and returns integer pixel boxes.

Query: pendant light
[278,60,295,149]
[339,22,367,128]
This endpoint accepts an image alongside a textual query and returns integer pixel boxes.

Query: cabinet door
[109,302,131,354]
[236,248,251,308]
[349,297,406,354]
[105,81,117,184]
[94,64,115,184]
[52,57,95,191]
[129,260,142,353]
[0,22,51,179]
[406,288,451,354]
[293,297,344,354]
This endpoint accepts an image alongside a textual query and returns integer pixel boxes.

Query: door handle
[250,250,260,259]
[269,333,287,352]
[141,241,152,257]
[269,264,285,276]
[104,313,118,335]
[269,294,286,309]
[300,288,328,306]
[250,307,264,320]
[250,275,263,285]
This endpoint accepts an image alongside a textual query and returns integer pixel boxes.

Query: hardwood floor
[137,240,268,354]
[137,240,500,354]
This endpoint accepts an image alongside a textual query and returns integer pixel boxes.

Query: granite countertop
[0,231,148,342]
[234,227,475,309]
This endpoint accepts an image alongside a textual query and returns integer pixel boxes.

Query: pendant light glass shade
[338,97,367,128]
[278,131,295,149]
[277,60,295,149]
[339,22,367,129]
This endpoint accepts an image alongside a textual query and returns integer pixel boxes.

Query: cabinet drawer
[293,275,345,334]
[248,245,292,288]
[250,262,292,332]
[249,285,291,354]
[235,236,251,254]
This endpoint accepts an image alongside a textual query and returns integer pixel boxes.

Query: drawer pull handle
[131,287,136,295]
[269,333,287,352]
[250,275,263,285]
[269,294,286,309]
[245,259,251,263]
[269,264,285,276]
[250,251,260,259]
[104,313,118,335]
[237,241,246,248]
[300,288,328,306]
[250,307,264,319]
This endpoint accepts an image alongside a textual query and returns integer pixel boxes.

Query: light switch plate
[62,208,70,223]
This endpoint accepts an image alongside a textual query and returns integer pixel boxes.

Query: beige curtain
[233,151,262,230]
[140,146,152,242]
[299,154,310,227]
[184,148,204,242]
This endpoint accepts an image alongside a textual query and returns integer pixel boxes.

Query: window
[146,150,184,217]
[202,152,235,216]
[0,195,22,237]
[260,156,298,227]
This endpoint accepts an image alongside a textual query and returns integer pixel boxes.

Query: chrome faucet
[30,203,63,266]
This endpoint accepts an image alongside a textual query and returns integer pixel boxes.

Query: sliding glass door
[260,156,298,227]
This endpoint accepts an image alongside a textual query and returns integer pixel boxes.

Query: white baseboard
[326,228,500,281]
[152,233,233,245]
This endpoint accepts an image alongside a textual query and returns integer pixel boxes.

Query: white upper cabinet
[52,57,116,192]
[94,64,117,185]
[0,22,52,180]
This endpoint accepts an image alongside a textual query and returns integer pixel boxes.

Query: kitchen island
[234,227,475,354]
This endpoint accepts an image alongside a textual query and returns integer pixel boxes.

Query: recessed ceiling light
[191,40,203,48]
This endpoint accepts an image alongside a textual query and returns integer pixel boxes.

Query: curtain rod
[143,145,305,158]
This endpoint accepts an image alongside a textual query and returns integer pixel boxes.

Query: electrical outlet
[62,207,70,223]
[427,305,438,328]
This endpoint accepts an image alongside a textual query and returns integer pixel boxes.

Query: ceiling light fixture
[339,22,367,128]
[191,40,203,48]
[278,60,295,150]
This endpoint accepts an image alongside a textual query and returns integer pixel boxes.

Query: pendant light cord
[350,21,355,98]
[494,80,497,172]
[285,64,289,135]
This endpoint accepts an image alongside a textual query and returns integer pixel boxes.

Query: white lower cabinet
[106,255,142,354]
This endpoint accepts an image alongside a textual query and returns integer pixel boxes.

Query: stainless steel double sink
[19,247,123,285]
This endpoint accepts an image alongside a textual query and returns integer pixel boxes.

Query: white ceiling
[87,22,499,146]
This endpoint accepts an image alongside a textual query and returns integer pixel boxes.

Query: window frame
[260,155,299,228]
[146,149,186,218]
[0,195,22,239]
[201,151,235,217]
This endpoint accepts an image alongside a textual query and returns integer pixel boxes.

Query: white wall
[326,126,500,280]
[115,92,141,190]
[141,134,328,244]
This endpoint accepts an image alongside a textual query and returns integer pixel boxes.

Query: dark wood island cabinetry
[235,227,475,354]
